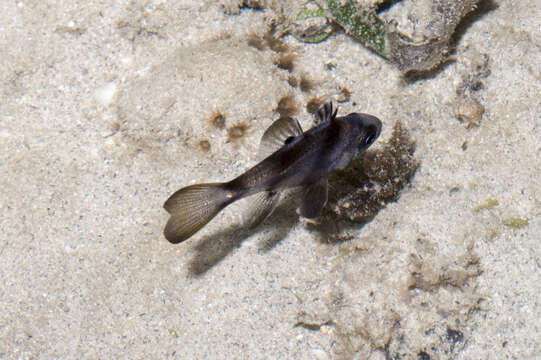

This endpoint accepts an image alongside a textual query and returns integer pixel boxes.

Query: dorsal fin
[258,116,303,159]
[314,102,337,125]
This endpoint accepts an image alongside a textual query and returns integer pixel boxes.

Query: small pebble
[199,139,211,151]
[94,81,117,106]
[456,97,484,128]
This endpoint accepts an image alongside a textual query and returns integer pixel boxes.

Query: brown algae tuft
[287,75,298,88]
[227,123,250,141]
[274,53,296,72]
[247,33,267,50]
[299,74,315,92]
[306,97,324,114]
[210,111,226,129]
[328,120,418,223]
[246,20,289,53]
[276,95,298,117]
[199,139,211,151]
[264,27,288,53]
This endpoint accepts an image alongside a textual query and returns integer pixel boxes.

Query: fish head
[344,112,382,152]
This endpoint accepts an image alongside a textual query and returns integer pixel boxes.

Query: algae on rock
[327,0,386,55]
[327,0,482,72]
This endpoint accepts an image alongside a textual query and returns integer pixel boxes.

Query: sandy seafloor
[0,1,540,359]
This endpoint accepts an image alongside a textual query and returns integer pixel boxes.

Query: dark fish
[163,102,382,243]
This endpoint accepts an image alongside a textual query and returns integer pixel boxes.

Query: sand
[1,0,539,358]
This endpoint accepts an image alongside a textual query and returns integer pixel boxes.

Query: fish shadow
[186,189,367,277]
[187,199,298,276]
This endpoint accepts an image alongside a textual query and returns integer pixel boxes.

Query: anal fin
[243,190,282,229]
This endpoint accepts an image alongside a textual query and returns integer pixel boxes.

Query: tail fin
[163,183,231,243]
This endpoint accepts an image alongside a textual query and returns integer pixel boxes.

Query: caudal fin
[163,183,230,243]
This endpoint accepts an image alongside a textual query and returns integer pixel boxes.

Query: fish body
[164,102,382,243]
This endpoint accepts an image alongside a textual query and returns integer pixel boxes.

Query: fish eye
[364,134,375,145]
[361,131,377,147]
[360,124,379,147]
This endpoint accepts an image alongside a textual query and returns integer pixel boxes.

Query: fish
[163,102,382,243]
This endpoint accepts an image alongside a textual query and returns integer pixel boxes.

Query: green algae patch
[327,0,386,56]
[292,2,333,43]
[503,217,529,229]
[297,7,325,20]
[473,197,499,212]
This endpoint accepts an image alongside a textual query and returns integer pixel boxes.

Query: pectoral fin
[258,116,303,159]
[299,178,328,219]
[243,190,282,228]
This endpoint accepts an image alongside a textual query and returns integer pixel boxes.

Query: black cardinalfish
[163,102,382,243]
